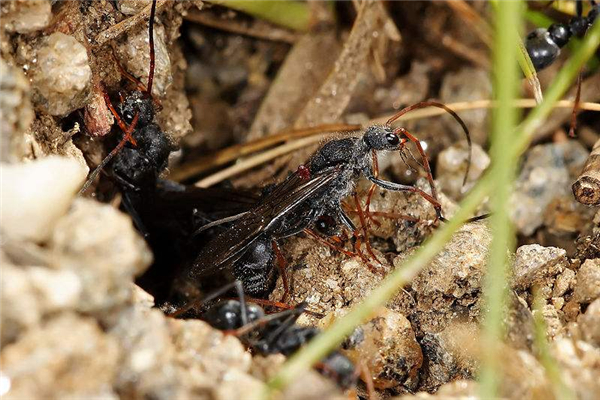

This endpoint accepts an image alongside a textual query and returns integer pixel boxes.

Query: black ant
[80,0,173,222]
[525,0,599,135]
[175,101,477,313]
[199,281,358,390]
[525,0,598,70]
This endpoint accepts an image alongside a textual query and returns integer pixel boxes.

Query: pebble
[323,308,423,391]
[404,222,491,333]
[0,156,87,243]
[436,141,490,200]
[0,58,34,162]
[552,267,575,298]
[31,33,92,116]
[578,298,600,346]
[50,198,153,314]
[511,244,567,290]
[116,21,172,98]
[118,0,151,15]
[440,67,492,145]
[573,258,600,304]
[510,141,589,236]
[1,0,52,34]
[0,313,120,399]
[552,338,600,400]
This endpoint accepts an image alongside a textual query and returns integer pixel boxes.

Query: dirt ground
[2,1,600,399]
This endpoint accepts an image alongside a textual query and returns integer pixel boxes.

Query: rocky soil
[2,1,600,399]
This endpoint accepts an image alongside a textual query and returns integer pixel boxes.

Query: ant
[175,101,476,314]
[525,0,599,135]
[199,281,358,390]
[80,0,173,225]
[526,0,598,70]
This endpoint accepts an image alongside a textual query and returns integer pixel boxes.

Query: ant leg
[305,229,358,258]
[358,360,376,400]
[353,194,386,266]
[569,71,583,138]
[272,241,291,303]
[111,47,147,93]
[168,280,245,319]
[367,175,445,222]
[103,89,137,145]
[363,151,382,228]
[235,303,307,337]
[79,111,140,195]
[337,208,385,274]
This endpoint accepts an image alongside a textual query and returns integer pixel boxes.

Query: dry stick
[171,124,360,181]
[94,0,168,46]
[184,10,298,44]
[573,137,600,205]
[195,99,600,188]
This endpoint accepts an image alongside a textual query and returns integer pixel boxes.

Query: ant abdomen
[526,28,562,71]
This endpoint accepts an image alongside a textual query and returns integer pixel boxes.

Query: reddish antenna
[146,0,157,97]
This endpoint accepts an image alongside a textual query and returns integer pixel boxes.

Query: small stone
[1,0,51,34]
[418,322,479,392]
[0,156,87,243]
[510,141,588,236]
[118,0,151,15]
[83,82,114,137]
[393,379,478,399]
[578,298,600,346]
[325,308,423,390]
[0,313,120,399]
[278,369,347,400]
[31,33,92,116]
[540,304,562,339]
[440,67,492,145]
[50,198,152,313]
[573,259,600,303]
[110,304,180,398]
[511,245,567,290]
[406,223,491,333]
[116,22,172,98]
[553,268,575,298]
[436,141,490,200]
[0,58,35,162]
[552,338,600,399]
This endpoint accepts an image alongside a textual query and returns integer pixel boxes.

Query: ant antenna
[146,0,157,97]
[386,101,472,190]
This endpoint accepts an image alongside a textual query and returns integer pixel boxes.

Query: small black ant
[525,0,598,70]
[200,281,357,390]
[80,0,174,221]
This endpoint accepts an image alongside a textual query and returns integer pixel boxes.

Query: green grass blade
[210,0,310,32]
[479,0,523,398]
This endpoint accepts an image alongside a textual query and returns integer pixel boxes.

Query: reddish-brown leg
[363,151,382,228]
[272,241,290,303]
[353,194,386,266]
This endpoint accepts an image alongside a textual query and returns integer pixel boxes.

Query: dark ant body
[178,102,473,307]
[202,295,356,389]
[526,0,599,70]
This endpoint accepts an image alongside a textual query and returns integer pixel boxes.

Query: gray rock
[510,142,589,236]
[1,0,51,33]
[511,245,567,290]
[436,141,490,200]
[50,198,152,314]
[574,259,600,304]
[31,33,92,116]
[440,67,492,145]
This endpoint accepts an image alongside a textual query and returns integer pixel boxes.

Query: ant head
[363,125,405,151]
[119,91,154,127]
[203,299,262,330]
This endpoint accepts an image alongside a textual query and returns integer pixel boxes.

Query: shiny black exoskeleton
[202,298,356,389]
[526,1,599,70]
[182,123,446,298]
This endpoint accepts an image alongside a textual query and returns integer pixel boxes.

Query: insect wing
[188,168,339,278]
